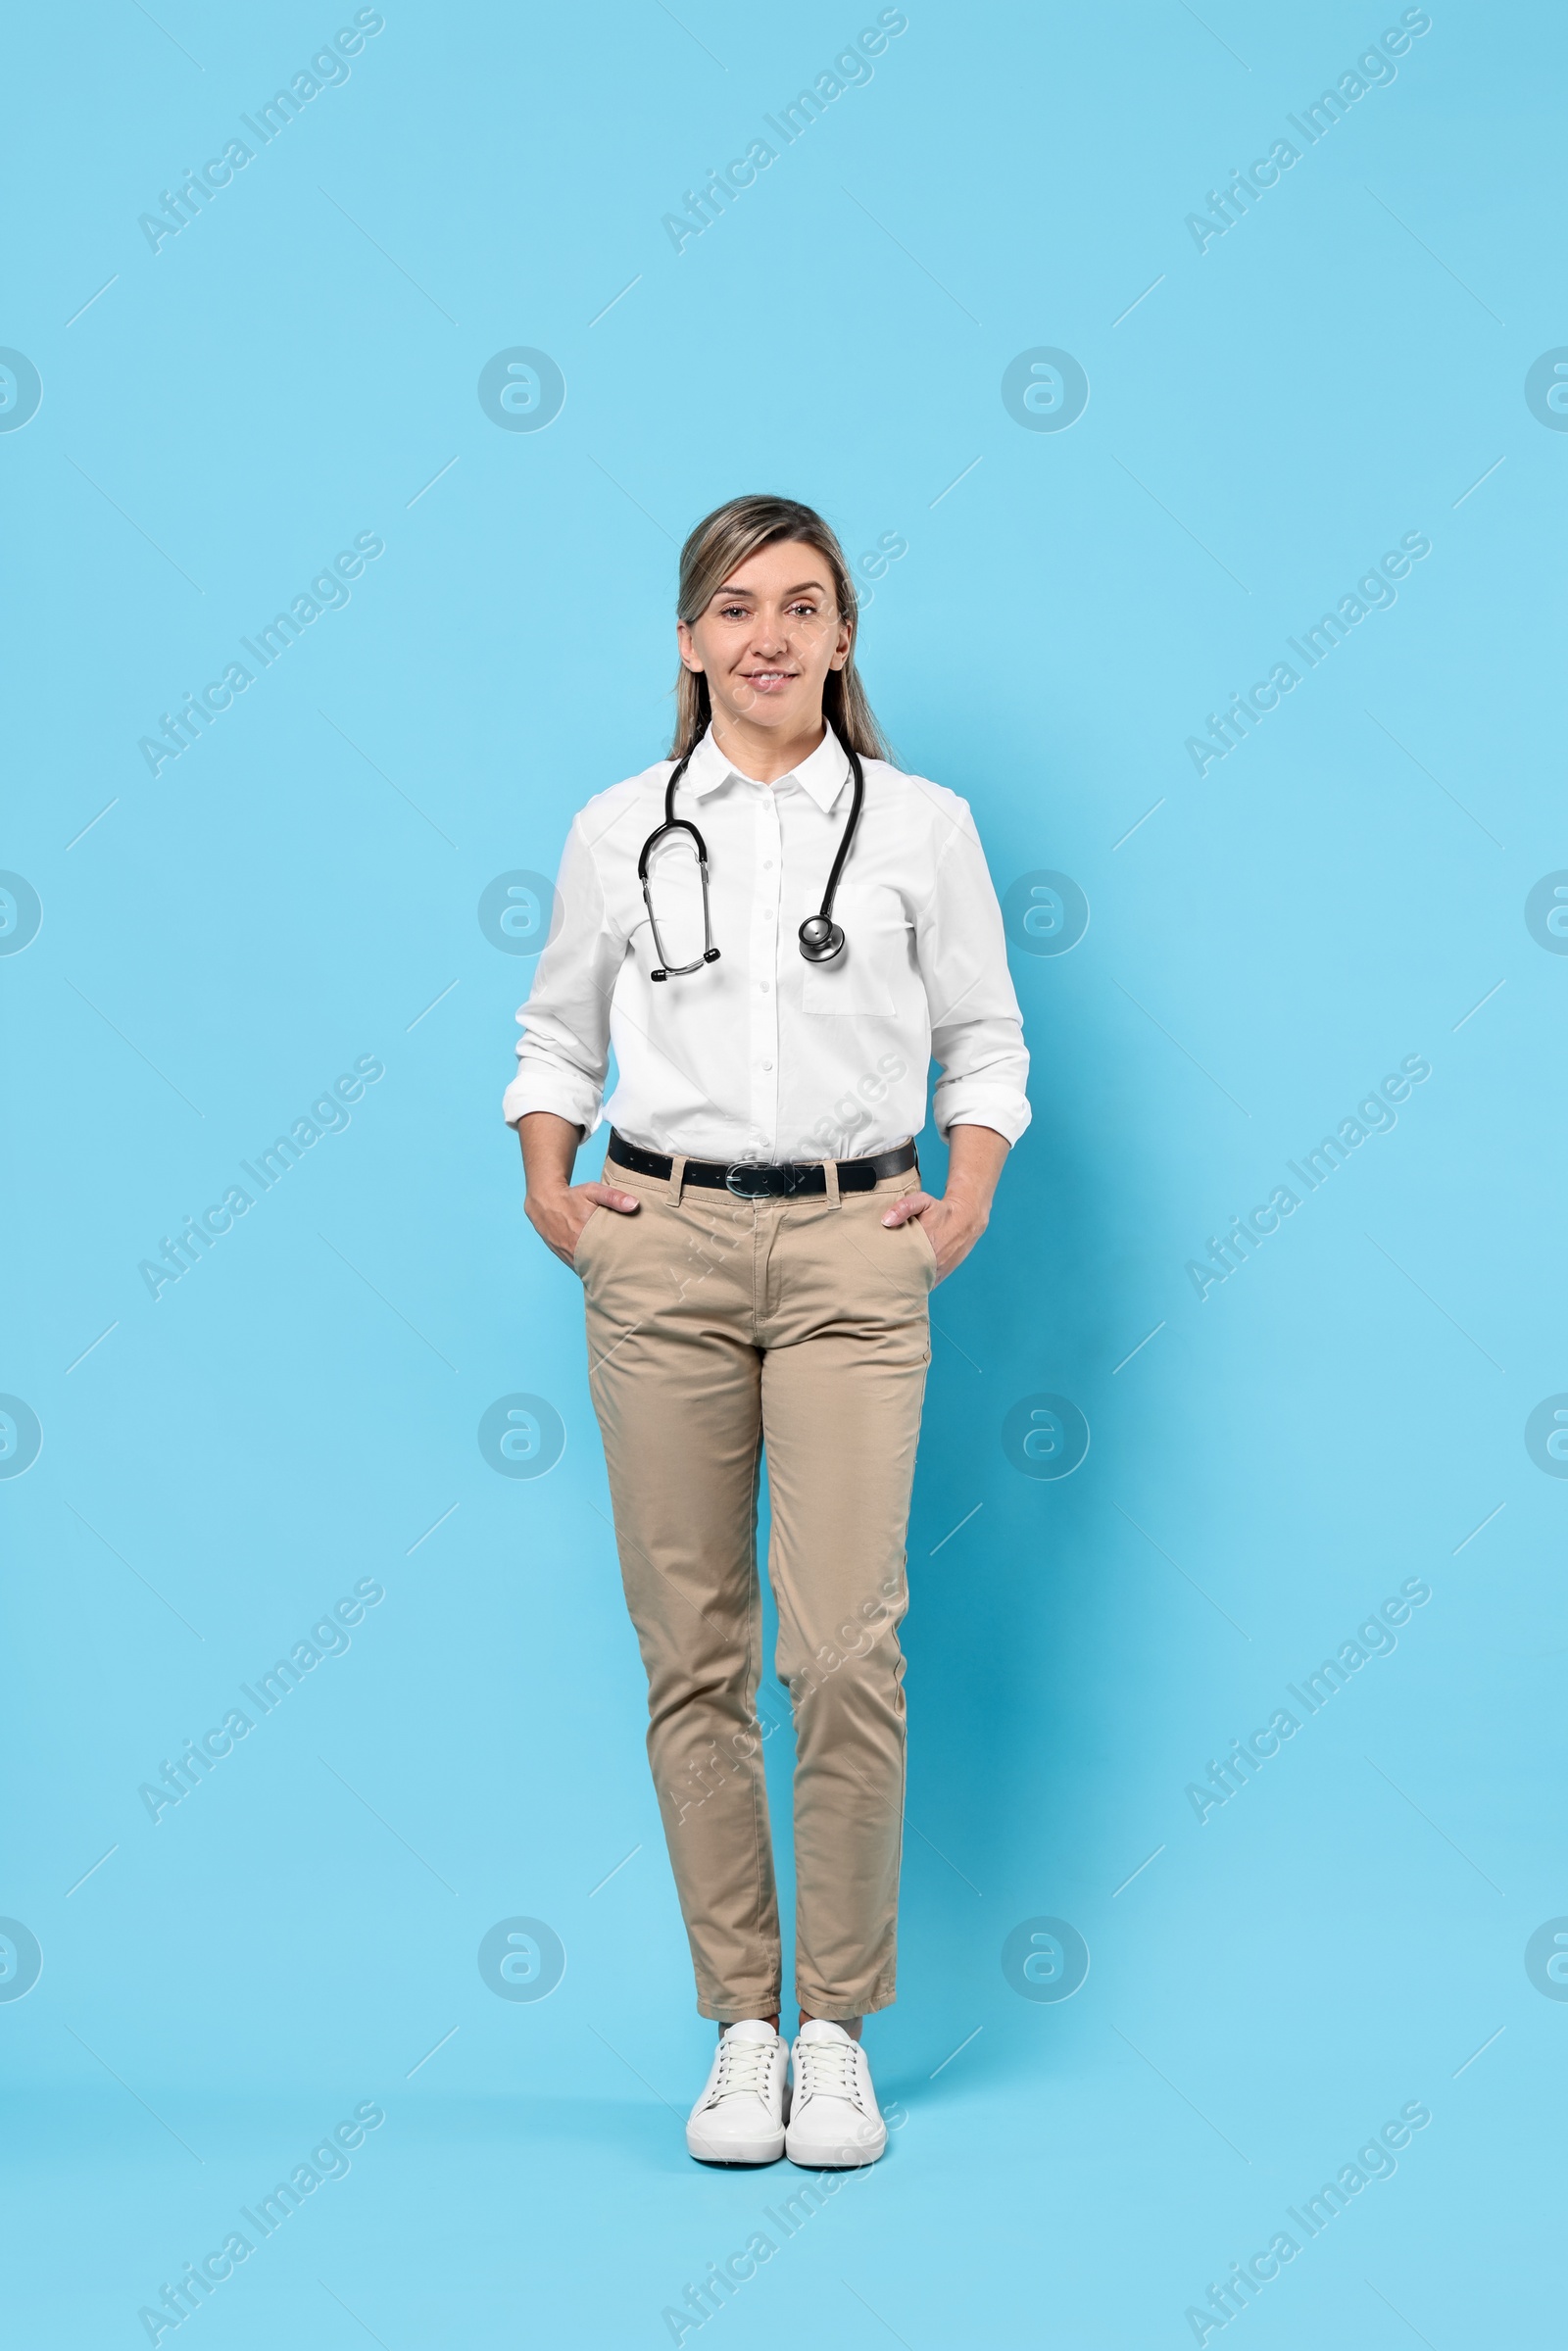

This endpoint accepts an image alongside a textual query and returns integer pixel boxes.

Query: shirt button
[761,1059,773,1071]
[760,980,771,994]
[762,859,773,871]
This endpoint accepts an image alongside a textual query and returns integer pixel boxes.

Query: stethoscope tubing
[637,743,864,982]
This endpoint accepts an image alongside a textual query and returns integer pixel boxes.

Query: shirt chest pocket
[800,882,908,1016]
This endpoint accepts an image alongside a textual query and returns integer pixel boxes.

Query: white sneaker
[685,2020,788,2165]
[784,2020,888,2168]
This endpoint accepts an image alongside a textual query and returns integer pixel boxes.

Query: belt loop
[821,1156,841,1209]
[667,1152,687,1207]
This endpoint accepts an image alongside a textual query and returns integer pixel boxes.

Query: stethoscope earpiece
[640,745,864,980]
[798,914,845,963]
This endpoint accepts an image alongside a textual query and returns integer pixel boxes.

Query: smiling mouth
[740,670,797,692]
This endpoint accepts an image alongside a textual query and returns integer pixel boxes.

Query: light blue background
[4,2,1564,2343]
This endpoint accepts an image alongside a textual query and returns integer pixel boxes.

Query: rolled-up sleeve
[915,804,1031,1146]
[501,818,624,1131]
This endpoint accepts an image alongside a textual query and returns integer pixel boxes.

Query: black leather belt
[608,1130,916,1200]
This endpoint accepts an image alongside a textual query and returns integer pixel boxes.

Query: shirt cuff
[935,1088,1032,1148]
[502,1071,604,1132]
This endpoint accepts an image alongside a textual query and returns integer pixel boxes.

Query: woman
[504,494,1029,2166]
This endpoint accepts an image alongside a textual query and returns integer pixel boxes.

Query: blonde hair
[670,494,891,761]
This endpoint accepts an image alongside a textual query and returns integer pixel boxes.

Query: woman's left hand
[879,1188,988,1285]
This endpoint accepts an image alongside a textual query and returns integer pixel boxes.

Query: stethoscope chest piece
[797,914,845,963]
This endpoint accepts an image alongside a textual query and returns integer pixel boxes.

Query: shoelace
[797,2038,861,2108]
[708,2036,775,2104]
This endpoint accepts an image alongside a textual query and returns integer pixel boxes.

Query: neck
[710,707,828,785]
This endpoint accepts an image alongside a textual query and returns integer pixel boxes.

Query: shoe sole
[784,2127,887,2169]
[686,2131,786,2166]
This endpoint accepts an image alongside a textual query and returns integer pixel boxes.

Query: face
[676,539,852,743]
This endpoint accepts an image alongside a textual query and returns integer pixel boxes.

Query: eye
[716,603,751,620]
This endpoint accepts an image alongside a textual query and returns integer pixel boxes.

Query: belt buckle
[724,1160,781,1200]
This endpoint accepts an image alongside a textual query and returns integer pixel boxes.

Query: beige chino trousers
[575,1152,937,2023]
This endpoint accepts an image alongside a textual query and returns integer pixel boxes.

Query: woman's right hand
[524,1180,642,1269]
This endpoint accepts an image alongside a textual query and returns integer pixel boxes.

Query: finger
[880,1191,934,1227]
[584,1183,641,1213]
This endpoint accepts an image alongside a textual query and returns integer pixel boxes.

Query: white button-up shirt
[502,722,1030,1163]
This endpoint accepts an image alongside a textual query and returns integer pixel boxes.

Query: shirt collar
[681,720,852,813]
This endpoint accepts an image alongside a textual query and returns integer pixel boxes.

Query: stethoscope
[637,743,865,982]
